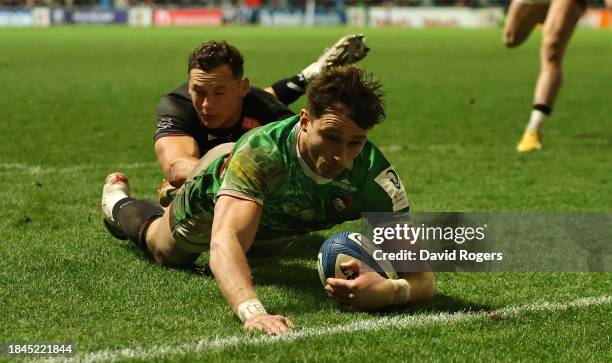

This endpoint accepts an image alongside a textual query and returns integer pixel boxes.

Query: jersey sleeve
[154,90,199,142]
[360,145,410,213]
[216,131,286,205]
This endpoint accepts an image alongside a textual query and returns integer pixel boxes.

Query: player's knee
[503,30,522,48]
[541,34,564,64]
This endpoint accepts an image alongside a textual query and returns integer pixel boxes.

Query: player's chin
[319,164,343,178]
[199,114,223,128]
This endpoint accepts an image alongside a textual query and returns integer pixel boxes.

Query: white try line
[38,295,611,363]
[0,162,158,175]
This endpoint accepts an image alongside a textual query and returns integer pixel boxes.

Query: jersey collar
[294,124,334,185]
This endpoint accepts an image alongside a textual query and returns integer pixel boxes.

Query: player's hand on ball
[243,314,294,335]
[325,259,394,310]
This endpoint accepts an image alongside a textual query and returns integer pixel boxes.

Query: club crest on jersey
[331,193,351,212]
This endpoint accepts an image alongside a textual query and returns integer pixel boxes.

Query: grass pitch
[0,26,611,362]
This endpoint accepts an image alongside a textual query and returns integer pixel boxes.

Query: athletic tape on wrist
[391,279,411,305]
[237,298,267,323]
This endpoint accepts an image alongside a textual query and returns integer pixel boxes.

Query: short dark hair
[306,65,385,129]
[188,41,244,78]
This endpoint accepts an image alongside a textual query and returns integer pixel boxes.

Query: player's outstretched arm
[210,195,294,335]
[326,260,435,310]
[154,135,200,187]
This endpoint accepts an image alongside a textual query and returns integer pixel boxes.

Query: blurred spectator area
[0,0,607,8]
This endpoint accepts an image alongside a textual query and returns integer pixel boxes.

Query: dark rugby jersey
[155,83,295,156]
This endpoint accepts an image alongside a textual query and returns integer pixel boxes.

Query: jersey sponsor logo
[331,179,357,192]
[374,166,409,212]
[241,117,262,131]
[157,116,176,130]
[280,188,305,197]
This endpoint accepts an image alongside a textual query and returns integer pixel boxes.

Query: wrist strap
[390,279,411,305]
[237,298,267,323]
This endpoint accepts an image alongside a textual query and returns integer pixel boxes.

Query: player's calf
[145,211,199,267]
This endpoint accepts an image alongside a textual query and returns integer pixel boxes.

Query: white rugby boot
[301,34,370,82]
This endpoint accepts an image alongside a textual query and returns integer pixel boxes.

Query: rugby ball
[317,232,397,286]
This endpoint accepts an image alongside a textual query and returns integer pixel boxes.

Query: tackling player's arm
[210,195,294,335]
[154,136,200,187]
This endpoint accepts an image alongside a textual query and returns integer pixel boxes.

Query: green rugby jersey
[172,115,410,242]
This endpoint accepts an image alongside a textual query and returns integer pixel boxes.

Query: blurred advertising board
[71,9,128,24]
[0,9,32,27]
[32,7,50,27]
[153,8,223,26]
[48,9,128,24]
[579,8,612,29]
[258,8,344,26]
[128,7,153,27]
[348,6,503,28]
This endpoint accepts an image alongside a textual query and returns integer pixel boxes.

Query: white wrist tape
[237,298,267,323]
[390,279,411,305]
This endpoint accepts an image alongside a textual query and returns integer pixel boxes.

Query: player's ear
[240,78,249,97]
[299,109,310,132]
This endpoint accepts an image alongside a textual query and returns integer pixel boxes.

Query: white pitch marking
[37,295,611,363]
[0,162,158,175]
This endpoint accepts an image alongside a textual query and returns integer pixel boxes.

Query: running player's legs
[516,0,585,152]
[145,209,199,267]
[503,0,549,47]
[534,0,584,104]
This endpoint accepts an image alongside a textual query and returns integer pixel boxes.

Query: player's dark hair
[306,65,385,129]
[188,41,244,78]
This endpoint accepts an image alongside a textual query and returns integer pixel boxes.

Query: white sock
[525,109,547,132]
[103,182,130,214]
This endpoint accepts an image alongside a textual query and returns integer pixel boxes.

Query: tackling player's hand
[325,259,394,310]
[157,179,177,207]
[243,314,294,335]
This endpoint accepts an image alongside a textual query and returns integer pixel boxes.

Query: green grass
[0,27,611,362]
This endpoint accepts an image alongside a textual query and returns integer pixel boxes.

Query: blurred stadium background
[0,0,610,28]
